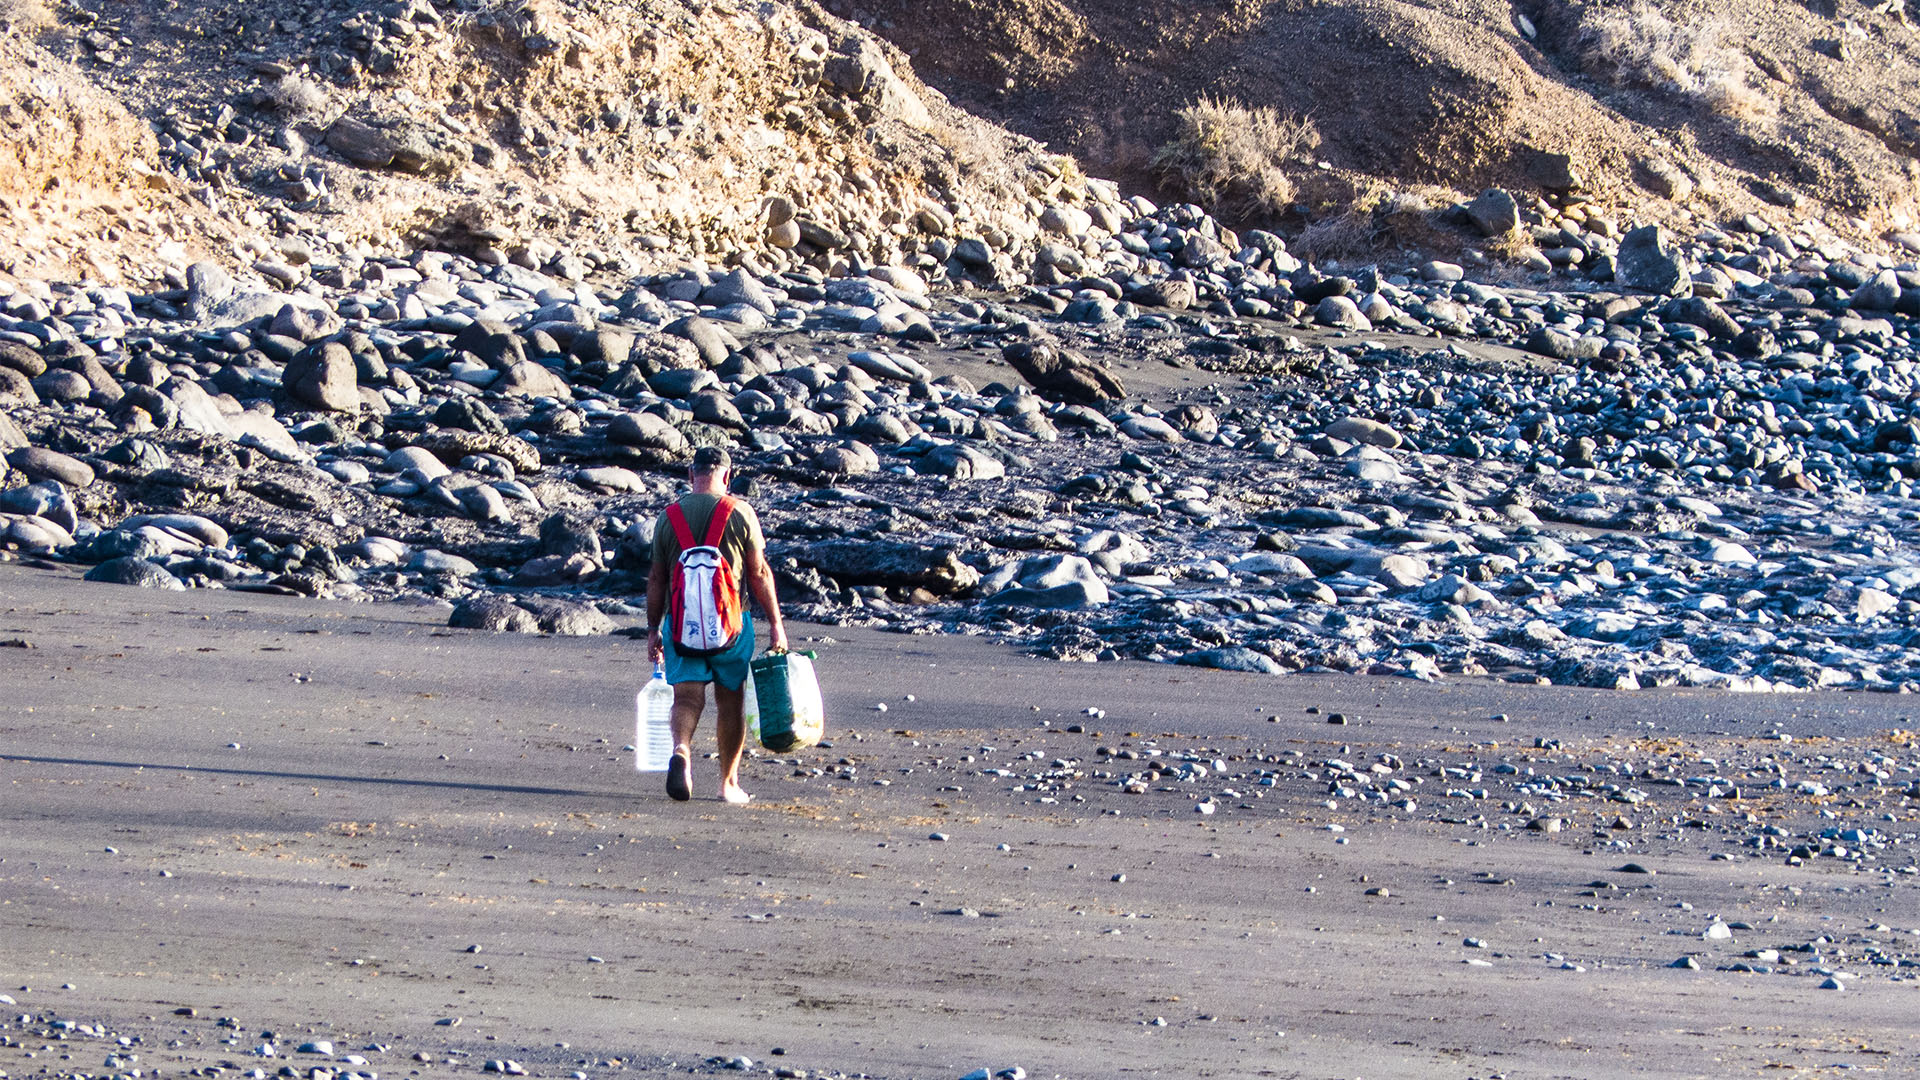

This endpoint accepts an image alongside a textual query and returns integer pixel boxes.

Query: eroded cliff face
[0,0,1127,291]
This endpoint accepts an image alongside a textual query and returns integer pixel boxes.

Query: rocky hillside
[0,0,1121,293]
[8,0,1920,292]
[850,0,1920,255]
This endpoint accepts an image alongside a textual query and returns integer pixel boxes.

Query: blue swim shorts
[663,611,755,690]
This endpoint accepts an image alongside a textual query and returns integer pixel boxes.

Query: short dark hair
[690,446,732,474]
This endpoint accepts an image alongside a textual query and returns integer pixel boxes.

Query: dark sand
[3,562,1917,1079]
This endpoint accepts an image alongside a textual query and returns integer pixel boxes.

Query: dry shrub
[1293,183,1389,262]
[1151,95,1319,220]
[258,75,331,119]
[1578,2,1773,119]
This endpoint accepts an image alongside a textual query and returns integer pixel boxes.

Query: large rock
[662,316,736,367]
[0,342,48,378]
[608,411,689,453]
[326,115,468,175]
[791,538,980,595]
[7,447,94,489]
[1466,188,1520,236]
[1666,297,1742,339]
[0,412,27,451]
[1850,269,1902,312]
[408,430,541,474]
[495,360,572,399]
[0,366,39,406]
[920,443,1005,480]
[1615,225,1688,296]
[448,594,541,633]
[84,557,186,591]
[1002,341,1126,405]
[1178,646,1284,674]
[514,596,615,636]
[1324,416,1403,450]
[701,268,778,316]
[283,342,361,412]
[1130,278,1197,310]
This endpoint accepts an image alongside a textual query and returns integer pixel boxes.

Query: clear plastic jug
[634,664,675,772]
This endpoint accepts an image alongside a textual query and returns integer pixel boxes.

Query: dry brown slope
[0,0,1120,291]
[847,0,1920,242]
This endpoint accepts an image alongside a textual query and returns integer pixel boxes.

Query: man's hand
[769,623,789,653]
[646,626,664,665]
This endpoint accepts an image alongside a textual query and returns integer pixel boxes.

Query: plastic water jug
[634,664,674,772]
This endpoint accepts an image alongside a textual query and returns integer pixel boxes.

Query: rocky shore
[11,191,1920,692]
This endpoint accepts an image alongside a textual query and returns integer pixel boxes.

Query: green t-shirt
[652,493,764,600]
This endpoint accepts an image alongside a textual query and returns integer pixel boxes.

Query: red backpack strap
[701,496,737,548]
[665,502,696,549]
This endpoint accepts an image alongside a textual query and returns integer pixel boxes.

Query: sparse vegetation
[1578,2,1773,119]
[1151,95,1319,221]
[1292,183,1388,262]
[256,75,332,119]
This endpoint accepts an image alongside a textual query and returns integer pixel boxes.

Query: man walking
[646,447,788,804]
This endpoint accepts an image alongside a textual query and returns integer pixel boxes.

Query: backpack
[665,496,743,657]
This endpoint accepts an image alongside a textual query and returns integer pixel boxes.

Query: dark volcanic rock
[84,557,186,590]
[8,447,95,489]
[1002,341,1125,405]
[449,594,541,633]
[283,342,362,412]
[514,595,616,636]
[790,538,982,595]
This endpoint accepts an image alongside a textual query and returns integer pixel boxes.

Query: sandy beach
[3,561,1917,1080]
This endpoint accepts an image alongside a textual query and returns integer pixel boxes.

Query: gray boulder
[701,269,778,316]
[8,447,94,489]
[283,342,361,412]
[921,443,1005,480]
[0,342,48,378]
[1315,295,1371,330]
[1850,269,1902,312]
[0,366,38,406]
[326,115,468,175]
[1130,278,1197,310]
[1178,647,1284,674]
[514,596,616,636]
[792,538,981,595]
[1002,341,1126,405]
[1466,188,1520,236]
[1615,226,1688,296]
[448,594,540,633]
[84,557,186,591]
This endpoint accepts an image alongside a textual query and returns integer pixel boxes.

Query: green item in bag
[745,649,825,752]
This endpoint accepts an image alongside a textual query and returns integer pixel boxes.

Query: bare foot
[718,781,751,805]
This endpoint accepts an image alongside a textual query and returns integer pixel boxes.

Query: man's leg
[712,682,750,804]
[666,680,708,801]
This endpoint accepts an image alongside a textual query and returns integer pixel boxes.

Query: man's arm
[742,544,788,652]
[645,553,669,663]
